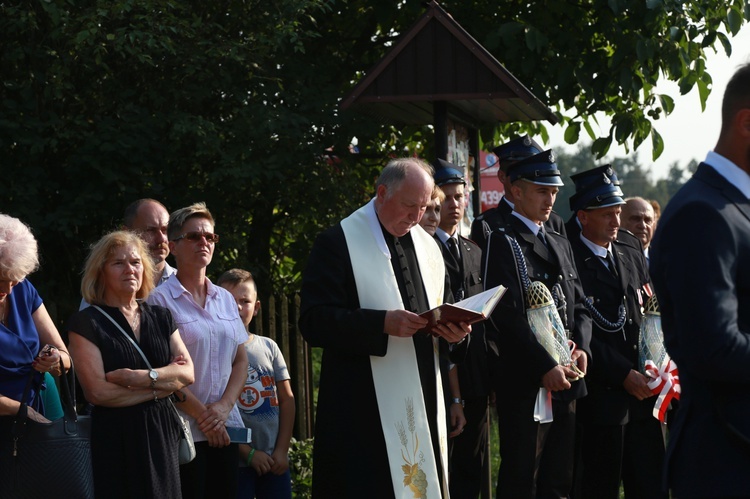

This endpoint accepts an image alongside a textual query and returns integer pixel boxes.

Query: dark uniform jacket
[566,219,652,424]
[483,215,591,401]
[650,163,750,497]
[438,234,488,399]
[470,196,568,253]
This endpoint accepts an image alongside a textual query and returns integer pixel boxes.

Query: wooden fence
[253,293,314,440]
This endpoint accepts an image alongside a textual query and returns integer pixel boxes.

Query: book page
[453,284,505,315]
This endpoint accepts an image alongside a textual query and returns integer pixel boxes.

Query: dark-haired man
[483,150,591,499]
[650,62,750,498]
[565,166,663,499]
[433,159,487,499]
[470,135,567,252]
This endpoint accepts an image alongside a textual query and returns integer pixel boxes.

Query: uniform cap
[492,135,543,172]
[569,164,626,211]
[433,158,465,186]
[506,149,563,186]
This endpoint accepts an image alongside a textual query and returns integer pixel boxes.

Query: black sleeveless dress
[67,302,182,499]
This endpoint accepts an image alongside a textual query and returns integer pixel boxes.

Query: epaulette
[616,228,642,251]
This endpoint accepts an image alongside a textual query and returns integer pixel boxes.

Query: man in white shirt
[650,62,750,498]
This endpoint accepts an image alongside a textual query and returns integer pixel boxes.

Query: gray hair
[0,214,39,281]
[375,157,434,198]
[167,202,215,241]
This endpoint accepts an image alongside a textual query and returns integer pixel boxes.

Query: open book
[418,284,507,334]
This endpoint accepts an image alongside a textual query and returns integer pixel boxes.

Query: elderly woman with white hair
[0,213,71,422]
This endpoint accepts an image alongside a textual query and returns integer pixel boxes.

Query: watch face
[149,370,158,380]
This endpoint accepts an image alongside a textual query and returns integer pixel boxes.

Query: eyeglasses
[172,231,220,244]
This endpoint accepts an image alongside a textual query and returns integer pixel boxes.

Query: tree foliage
[1,0,747,324]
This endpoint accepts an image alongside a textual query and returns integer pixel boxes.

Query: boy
[218,269,295,499]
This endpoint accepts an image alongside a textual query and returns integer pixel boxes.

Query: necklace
[124,306,140,332]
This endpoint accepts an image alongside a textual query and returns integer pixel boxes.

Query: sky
[546,24,750,180]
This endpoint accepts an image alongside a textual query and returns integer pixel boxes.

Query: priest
[299,157,471,498]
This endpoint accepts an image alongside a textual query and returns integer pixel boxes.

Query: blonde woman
[68,230,194,498]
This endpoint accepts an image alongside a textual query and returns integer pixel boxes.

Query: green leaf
[727,8,742,35]
[614,115,634,144]
[632,118,651,151]
[591,137,611,159]
[651,129,665,160]
[583,120,595,140]
[564,122,580,144]
[717,32,732,56]
[697,79,709,112]
[658,94,675,114]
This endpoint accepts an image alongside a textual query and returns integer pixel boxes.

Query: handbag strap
[92,305,184,415]
[92,305,153,370]
[12,357,78,439]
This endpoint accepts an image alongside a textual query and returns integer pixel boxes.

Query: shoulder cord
[582,296,627,332]
[506,233,566,310]
[481,219,492,240]
[506,234,531,298]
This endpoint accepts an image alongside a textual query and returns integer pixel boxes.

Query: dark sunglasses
[172,231,220,244]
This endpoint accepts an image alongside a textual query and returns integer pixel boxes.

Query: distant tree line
[551,145,699,222]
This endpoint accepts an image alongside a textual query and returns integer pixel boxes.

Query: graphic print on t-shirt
[238,365,278,419]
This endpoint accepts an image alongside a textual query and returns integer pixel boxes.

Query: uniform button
[633,345,638,350]
[569,273,574,277]
[628,319,633,324]
[558,275,563,282]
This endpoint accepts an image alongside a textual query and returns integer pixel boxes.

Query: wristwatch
[451,397,464,407]
[149,369,159,388]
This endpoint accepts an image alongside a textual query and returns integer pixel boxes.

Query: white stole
[341,199,449,499]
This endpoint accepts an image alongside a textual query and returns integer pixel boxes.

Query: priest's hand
[432,321,471,344]
[384,310,429,337]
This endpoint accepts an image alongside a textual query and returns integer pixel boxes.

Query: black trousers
[449,396,489,499]
[496,393,576,499]
[180,441,239,499]
[575,416,666,499]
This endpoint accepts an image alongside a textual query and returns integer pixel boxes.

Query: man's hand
[384,310,429,337]
[623,369,654,400]
[542,365,572,392]
[448,403,467,438]
[570,347,588,376]
[431,321,471,344]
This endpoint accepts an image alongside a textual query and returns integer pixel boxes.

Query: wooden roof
[340,1,557,127]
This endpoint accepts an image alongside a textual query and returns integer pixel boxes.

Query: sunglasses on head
[172,231,220,244]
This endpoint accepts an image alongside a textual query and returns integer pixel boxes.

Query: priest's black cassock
[300,223,462,498]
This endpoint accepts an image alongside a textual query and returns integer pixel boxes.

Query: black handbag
[0,361,94,499]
